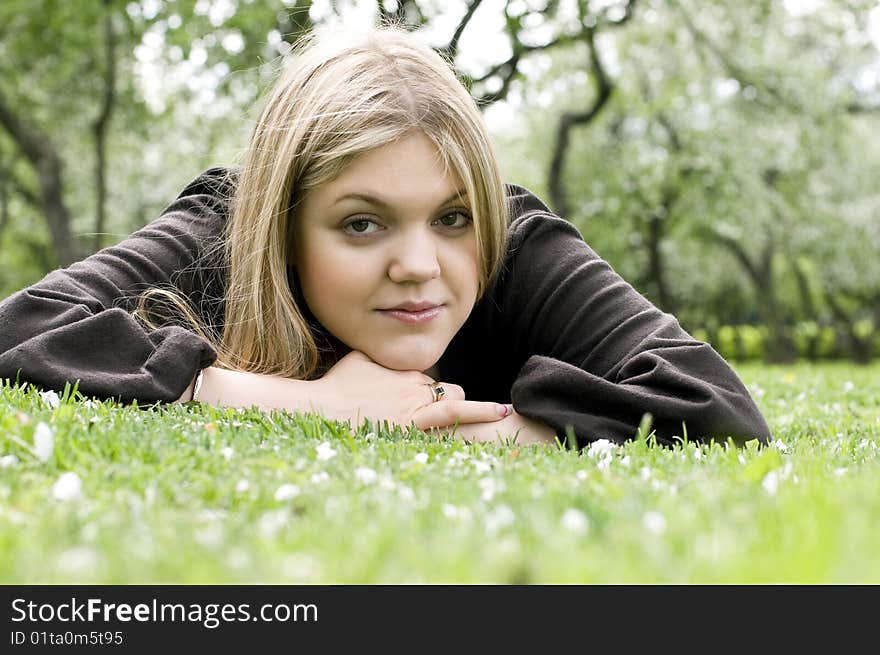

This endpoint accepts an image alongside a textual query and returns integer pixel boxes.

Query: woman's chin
[369,348,439,373]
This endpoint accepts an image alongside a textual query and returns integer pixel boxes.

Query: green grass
[1,362,878,583]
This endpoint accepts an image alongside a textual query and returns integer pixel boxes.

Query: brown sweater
[0,168,771,447]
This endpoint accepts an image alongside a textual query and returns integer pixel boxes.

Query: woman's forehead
[308,133,466,207]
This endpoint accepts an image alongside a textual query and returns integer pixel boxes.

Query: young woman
[0,25,771,448]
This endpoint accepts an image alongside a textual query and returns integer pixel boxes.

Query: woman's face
[293,130,480,373]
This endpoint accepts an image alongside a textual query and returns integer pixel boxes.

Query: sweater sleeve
[0,168,233,404]
[501,210,771,447]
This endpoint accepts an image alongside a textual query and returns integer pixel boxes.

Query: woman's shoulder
[503,182,584,248]
[152,166,242,238]
[174,166,241,205]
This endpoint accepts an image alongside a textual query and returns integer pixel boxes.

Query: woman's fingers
[424,381,465,404]
[412,399,511,429]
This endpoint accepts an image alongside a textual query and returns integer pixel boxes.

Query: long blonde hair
[136,24,509,380]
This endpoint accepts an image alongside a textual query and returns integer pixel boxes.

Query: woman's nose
[387,229,441,283]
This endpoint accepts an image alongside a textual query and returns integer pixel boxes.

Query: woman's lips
[377,306,444,325]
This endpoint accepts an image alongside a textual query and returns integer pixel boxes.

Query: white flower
[772,439,790,454]
[52,472,83,502]
[315,441,337,461]
[0,455,18,468]
[220,447,234,461]
[834,467,848,477]
[257,510,289,538]
[640,466,653,481]
[363,432,376,441]
[194,524,224,548]
[587,439,616,471]
[355,467,377,484]
[235,479,250,494]
[310,471,329,485]
[561,508,589,535]
[57,547,99,573]
[843,381,854,393]
[643,511,666,535]
[442,503,459,519]
[414,452,429,464]
[620,456,631,467]
[587,439,616,458]
[575,470,588,481]
[762,470,779,495]
[473,460,491,474]
[33,422,54,462]
[442,504,472,522]
[39,389,60,409]
[273,483,301,501]
[484,504,515,535]
[478,477,498,502]
[397,485,415,502]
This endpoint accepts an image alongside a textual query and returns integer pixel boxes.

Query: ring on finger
[428,383,446,403]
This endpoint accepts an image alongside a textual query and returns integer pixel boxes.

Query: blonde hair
[136,23,509,380]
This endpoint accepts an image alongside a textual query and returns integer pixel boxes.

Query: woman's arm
[174,354,513,431]
[433,408,558,447]
[0,169,232,403]
[174,366,330,414]
[491,206,771,448]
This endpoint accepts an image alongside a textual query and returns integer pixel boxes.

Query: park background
[1,0,878,365]
[1,0,880,584]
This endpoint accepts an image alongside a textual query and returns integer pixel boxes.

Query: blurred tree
[1,0,877,363]
[492,0,880,361]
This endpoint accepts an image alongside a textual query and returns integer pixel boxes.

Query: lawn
[1,362,878,583]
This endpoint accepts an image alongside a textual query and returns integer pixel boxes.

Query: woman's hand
[429,408,559,447]
[312,350,511,430]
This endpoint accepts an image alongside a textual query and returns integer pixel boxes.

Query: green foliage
[494,0,880,340]
[693,320,877,362]
[1,362,878,583]
[1,1,878,351]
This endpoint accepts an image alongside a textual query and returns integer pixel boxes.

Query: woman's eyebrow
[331,188,468,208]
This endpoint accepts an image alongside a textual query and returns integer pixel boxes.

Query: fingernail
[497,403,510,417]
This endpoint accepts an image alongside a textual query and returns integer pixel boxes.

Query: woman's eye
[435,211,472,229]
[343,218,381,236]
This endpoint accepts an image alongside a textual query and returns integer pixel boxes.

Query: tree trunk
[707,232,795,363]
[0,152,8,240]
[548,27,613,219]
[825,291,873,364]
[790,257,817,321]
[646,211,676,313]
[0,90,80,266]
[92,0,116,253]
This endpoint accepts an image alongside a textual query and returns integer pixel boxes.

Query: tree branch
[92,0,116,253]
[846,102,880,114]
[440,0,484,62]
[547,26,614,218]
[668,0,797,111]
[0,89,51,167]
[700,227,760,282]
[0,88,79,265]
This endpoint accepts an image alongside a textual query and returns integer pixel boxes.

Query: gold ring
[429,383,446,403]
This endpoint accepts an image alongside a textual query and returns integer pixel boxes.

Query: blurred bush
[693,321,876,362]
